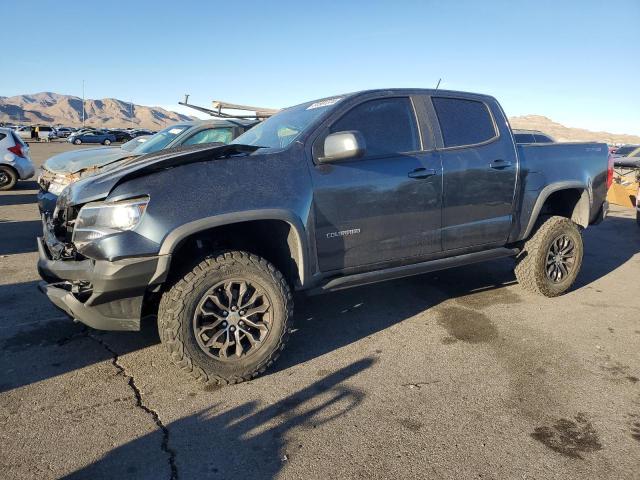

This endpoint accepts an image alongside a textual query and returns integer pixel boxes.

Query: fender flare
[158,209,309,286]
[522,181,591,239]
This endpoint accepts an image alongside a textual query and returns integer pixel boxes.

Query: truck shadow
[573,213,640,289]
[61,358,373,480]
[0,192,39,207]
[0,220,41,255]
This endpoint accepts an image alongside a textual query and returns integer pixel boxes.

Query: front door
[311,96,443,272]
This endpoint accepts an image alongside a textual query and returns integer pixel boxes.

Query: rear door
[311,96,442,272]
[431,96,517,250]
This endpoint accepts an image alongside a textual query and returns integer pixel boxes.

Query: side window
[0,133,5,141]
[534,134,553,143]
[330,97,420,156]
[514,133,535,144]
[432,97,496,148]
[182,127,234,146]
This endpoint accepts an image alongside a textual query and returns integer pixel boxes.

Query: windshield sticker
[168,128,183,134]
[306,97,343,110]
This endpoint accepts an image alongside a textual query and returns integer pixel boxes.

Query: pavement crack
[87,332,178,480]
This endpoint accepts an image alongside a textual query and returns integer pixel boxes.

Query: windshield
[614,146,639,156]
[131,124,190,155]
[231,97,344,149]
[121,136,149,152]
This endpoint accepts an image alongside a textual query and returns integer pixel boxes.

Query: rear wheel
[103,139,111,145]
[515,216,583,297]
[0,166,18,191]
[158,251,293,385]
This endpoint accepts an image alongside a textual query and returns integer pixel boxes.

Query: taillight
[8,144,24,158]
[606,154,614,189]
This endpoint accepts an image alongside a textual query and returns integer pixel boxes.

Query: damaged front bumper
[37,224,169,331]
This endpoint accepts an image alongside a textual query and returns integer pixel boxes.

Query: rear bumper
[37,236,169,331]
[2,155,35,180]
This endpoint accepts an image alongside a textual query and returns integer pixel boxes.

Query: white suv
[0,127,35,190]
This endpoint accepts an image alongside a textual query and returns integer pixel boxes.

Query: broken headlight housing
[72,196,149,248]
[47,180,70,195]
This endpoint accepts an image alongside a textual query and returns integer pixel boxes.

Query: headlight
[72,196,149,248]
[47,180,69,195]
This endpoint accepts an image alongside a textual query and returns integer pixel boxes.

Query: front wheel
[158,251,293,385]
[515,216,584,297]
[73,138,82,145]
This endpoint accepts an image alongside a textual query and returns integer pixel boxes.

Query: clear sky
[2,0,638,134]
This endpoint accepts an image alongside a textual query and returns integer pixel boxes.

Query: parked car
[67,130,116,145]
[38,120,253,215]
[36,89,610,385]
[131,128,155,137]
[0,127,35,190]
[56,127,75,138]
[15,125,57,141]
[107,129,134,143]
[612,145,640,168]
[512,129,555,144]
[14,126,32,139]
[611,145,639,158]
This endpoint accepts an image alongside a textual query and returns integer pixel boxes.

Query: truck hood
[58,143,262,208]
[43,147,134,174]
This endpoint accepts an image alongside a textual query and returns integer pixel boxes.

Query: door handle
[489,159,512,169]
[408,168,437,179]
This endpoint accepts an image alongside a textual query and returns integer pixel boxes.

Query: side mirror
[318,131,366,164]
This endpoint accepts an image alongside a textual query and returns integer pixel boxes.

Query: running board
[316,247,519,293]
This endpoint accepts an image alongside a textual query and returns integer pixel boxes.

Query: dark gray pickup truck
[37,89,610,385]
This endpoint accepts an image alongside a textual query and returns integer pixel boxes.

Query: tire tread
[158,250,292,386]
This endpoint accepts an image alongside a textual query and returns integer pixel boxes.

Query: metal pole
[130,101,133,129]
[82,80,85,127]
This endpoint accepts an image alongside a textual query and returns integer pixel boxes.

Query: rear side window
[534,134,553,143]
[11,132,26,146]
[331,97,420,156]
[182,127,233,146]
[514,133,535,144]
[432,97,496,148]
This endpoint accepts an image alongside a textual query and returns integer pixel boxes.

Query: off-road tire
[158,251,293,386]
[0,165,18,191]
[515,215,583,297]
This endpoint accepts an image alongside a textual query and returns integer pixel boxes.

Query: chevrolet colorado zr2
[37,89,611,385]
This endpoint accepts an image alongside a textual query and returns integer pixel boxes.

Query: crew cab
[37,89,610,385]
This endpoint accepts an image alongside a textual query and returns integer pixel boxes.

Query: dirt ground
[1,142,639,479]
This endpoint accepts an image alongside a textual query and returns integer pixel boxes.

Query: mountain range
[509,115,640,144]
[0,92,195,129]
[1,92,638,144]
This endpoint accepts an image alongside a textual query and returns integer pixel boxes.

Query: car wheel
[158,251,293,386]
[515,216,584,297]
[74,139,82,145]
[103,139,111,145]
[0,165,18,191]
